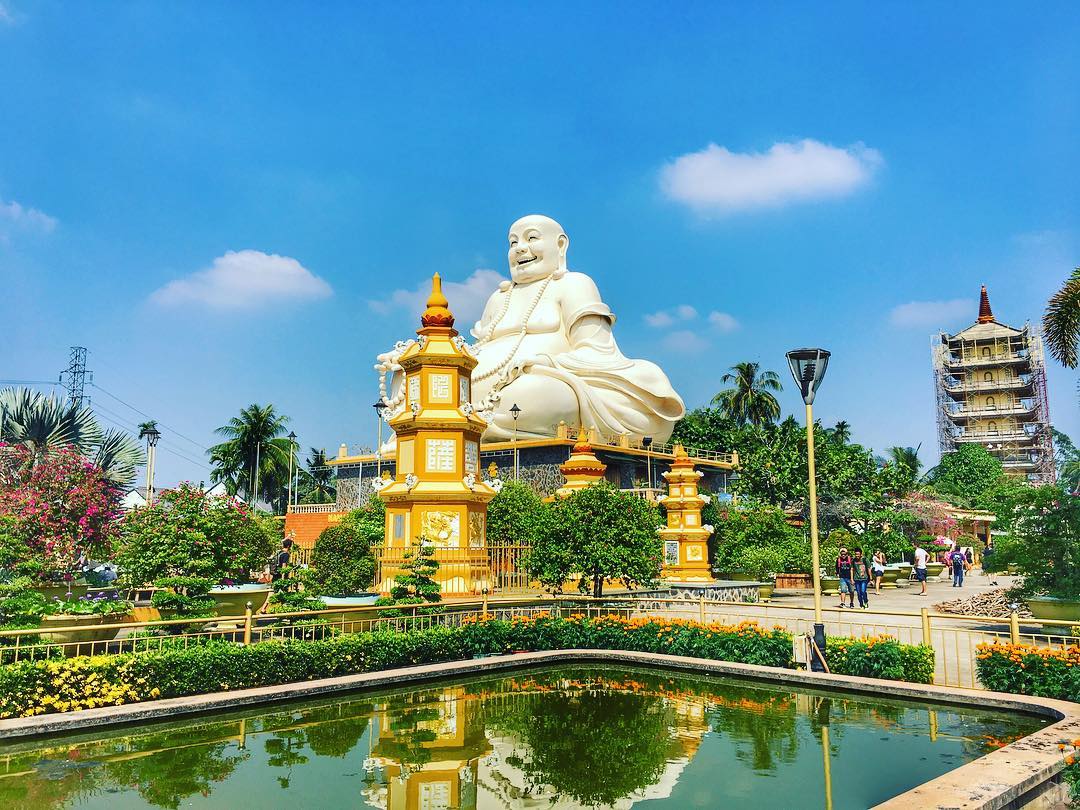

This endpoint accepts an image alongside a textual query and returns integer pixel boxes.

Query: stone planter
[312,595,380,629]
[925,562,945,578]
[39,612,132,655]
[1007,564,1019,576]
[821,576,840,596]
[725,571,757,582]
[757,583,775,602]
[774,573,812,590]
[879,568,900,589]
[33,584,89,603]
[208,585,272,617]
[1026,597,1080,633]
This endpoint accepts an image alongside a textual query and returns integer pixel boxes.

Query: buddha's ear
[557,232,569,265]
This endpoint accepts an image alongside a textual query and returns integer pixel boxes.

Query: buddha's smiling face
[507,215,568,283]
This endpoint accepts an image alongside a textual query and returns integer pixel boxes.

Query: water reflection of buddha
[470,215,685,442]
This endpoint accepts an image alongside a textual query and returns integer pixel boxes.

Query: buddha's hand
[506,354,551,382]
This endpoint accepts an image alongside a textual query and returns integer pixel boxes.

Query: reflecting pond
[0,665,1047,809]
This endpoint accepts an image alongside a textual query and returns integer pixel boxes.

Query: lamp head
[510,403,522,418]
[287,431,297,441]
[144,426,161,447]
[786,348,831,406]
[373,398,387,416]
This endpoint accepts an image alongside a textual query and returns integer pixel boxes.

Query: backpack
[269,551,283,576]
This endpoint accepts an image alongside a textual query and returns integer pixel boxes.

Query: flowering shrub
[116,483,277,586]
[976,641,1080,700]
[0,444,121,582]
[825,635,935,683]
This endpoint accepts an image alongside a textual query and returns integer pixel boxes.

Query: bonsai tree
[487,479,549,547]
[116,483,277,587]
[526,481,663,597]
[712,504,805,575]
[389,541,441,604]
[306,500,383,596]
[739,545,786,582]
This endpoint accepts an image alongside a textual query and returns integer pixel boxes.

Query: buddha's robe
[470,270,684,441]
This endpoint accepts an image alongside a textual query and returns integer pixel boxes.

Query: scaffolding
[931,321,1055,485]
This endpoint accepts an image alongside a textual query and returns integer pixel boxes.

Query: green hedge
[825,636,935,684]
[976,642,1080,701]
[0,615,931,719]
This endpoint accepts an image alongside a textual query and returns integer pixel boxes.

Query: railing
[954,429,1034,442]
[373,543,535,596]
[623,487,665,502]
[946,404,1033,419]
[946,354,1026,368]
[3,593,1077,691]
[944,378,1033,392]
[286,503,338,514]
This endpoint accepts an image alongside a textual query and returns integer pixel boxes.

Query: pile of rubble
[933,588,1032,618]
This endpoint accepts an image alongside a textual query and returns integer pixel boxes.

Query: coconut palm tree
[296,448,336,504]
[209,403,293,509]
[711,362,783,426]
[0,387,145,487]
[1043,267,1080,368]
[831,420,852,444]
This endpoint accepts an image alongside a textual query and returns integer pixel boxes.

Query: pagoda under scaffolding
[931,285,1055,484]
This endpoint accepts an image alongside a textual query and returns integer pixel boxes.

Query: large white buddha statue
[468,214,684,441]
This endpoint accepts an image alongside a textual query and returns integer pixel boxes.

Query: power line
[89,382,210,452]
[92,404,212,471]
[93,410,213,473]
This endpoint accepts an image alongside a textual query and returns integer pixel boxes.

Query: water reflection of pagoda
[366,687,491,810]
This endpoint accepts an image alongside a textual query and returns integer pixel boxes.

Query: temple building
[657,445,714,583]
[931,286,1055,484]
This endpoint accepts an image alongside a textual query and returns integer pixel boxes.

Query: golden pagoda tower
[658,444,714,582]
[550,429,608,500]
[376,274,497,596]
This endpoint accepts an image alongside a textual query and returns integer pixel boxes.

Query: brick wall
[284,511,347,549]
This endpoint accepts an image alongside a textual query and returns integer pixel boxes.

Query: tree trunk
[593,575,603,598]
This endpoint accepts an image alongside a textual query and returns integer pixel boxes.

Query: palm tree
[711,362,783,426]
[831,421,852,444]
[297,448,336,504]
[209,404,293,510]
[886,445,923,494]
[0,387,145,487]
[1043,267,1080,368]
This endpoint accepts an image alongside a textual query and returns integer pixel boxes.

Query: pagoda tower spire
[376,274,497,596]
[657,444,714,583]
[977,284,995,323]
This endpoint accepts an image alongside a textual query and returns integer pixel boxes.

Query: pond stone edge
[0,649,1076,810]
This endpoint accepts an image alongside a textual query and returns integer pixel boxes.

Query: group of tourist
[834,540,977,608]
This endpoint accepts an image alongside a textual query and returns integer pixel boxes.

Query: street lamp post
[286,431,297,511]
[786,347,831,672]
[642,436,653,490]
[144,426,161,507]
[510,404,522,479]
[373,399,387,478]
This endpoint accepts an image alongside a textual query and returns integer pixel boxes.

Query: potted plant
[39,591,133,654]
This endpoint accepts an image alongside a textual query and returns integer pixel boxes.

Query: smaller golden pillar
[658,444,714,582]
[550,429,607,500]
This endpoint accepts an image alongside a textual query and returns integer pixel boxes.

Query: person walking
[836,548,855,609]
[950,545,968,587]
[872,549,887,592]
[851,548,873,609]
[270,537,293,583]
[913,540,930,596]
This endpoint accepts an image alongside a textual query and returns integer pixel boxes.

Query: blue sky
[1,2,1077,485]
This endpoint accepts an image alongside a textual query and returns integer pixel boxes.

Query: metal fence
[372,543,535,596]
[1,595,1076,691]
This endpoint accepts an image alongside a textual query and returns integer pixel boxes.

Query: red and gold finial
[421,273,455,328]
[977,285,994,324]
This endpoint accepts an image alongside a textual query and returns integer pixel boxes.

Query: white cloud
[660,139,882,215]
[889,298,971,328]
[368,268,505,327]
[0,3,14,25]
[662,329,710,353]
[707,311,740,332]
[150,250,332,311]
[645,304,698,328]
[0,196,57,240]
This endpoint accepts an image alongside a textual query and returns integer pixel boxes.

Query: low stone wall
[618,581,760,607]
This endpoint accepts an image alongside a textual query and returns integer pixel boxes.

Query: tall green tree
[296,448,336,505]
[927,444,1004,503]
[526,481,663,597]
[711,362,783,426]
[0,387,144,487]
[830,421,852,444]
[1043,267,1080,368]
[1053,429,1080,495]
[208,404,293,511]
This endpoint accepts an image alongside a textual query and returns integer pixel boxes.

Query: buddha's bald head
[507,214,569,283]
